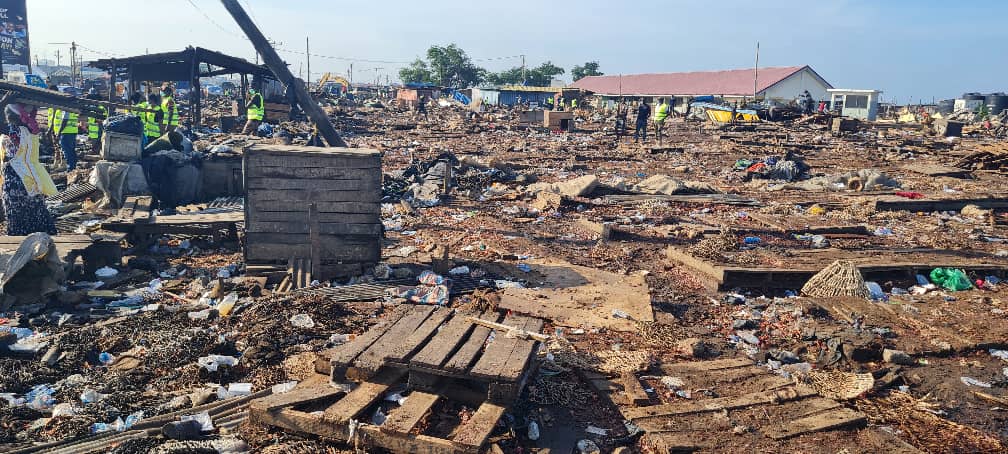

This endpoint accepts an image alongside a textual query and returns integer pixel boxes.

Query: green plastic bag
[929,268,973,292]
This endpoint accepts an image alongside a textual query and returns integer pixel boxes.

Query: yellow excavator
[318,73,350,96]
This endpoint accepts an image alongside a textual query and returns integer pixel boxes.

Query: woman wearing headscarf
[1,103,57,235]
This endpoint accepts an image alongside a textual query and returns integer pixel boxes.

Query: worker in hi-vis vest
[242,87,265,135]
[653,97,671,145]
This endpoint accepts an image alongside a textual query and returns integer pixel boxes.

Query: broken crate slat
[323,368,406,425]
[329,305,412,379]
[381,391,440,434]
[468,314,538,381]
[658,357,753,374]
[410,309,481,369]
[442,310,501,373]
[350,305,438,380]
[495,317,545,382]
[250,375,339,412]
[451,401,508,450]
[384,306,454,364]
[620,388,816,420]
[764,407,866,440]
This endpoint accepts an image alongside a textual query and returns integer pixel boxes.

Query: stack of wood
[801,260,870,298]
[244,144,382,279]
[954,146,1008,174]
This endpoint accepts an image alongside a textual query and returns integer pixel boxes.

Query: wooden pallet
[323,304,544,404]
[249,371,507,453]
[612,358,866,450]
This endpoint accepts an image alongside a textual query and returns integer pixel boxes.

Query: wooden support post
[190,48,202,127]
[108,60,116,107]
[220,0,348,147]
[309,202,320,282]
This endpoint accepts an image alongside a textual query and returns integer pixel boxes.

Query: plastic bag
[929,268,973,292]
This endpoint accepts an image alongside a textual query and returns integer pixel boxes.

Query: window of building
[846,95,869,109]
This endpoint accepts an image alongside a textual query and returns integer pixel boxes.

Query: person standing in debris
[2,103,58,236]
[614,99,628,145]
[417,95,428,121]
[653,97,670,145]
[635,98,650,144]
[47,104,80,171]
[160,85,180,133]
[242,87,265,134]
[85,89,107,154]
[142,93,165,143]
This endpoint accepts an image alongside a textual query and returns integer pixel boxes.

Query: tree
[486,60,566,87]
[426,44,485,88]
[399,58,433,84]
[571,61,603,82]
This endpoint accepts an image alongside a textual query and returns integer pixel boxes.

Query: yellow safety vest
[49,109,79,135]
[572,99,578,108]
[655,103,670,122]
[248,92,264,121]
[88,105,108,139]
[136,102,161,138]
[162,95,179,128]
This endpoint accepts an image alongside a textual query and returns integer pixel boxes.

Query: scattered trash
[94,266,119,278]
[960,377,992,388]
[289,313,316,328]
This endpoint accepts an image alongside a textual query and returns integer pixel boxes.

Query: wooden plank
[248,211,379,224]
[495,317,545,382]
[901,163,971,178]
[245,144,380,158]
[410,310,480,369]
[381,391,440,434]
[245,176,381,191]
[323,367,406,424]
[245,242,379,264]
[248,165,384,180]
[791,397,843,419]
[764,407,866,440]
[874,196,1008,213]
[620,387,816,420]
[254,408,459,454]
[309,203,320,289]
[451,401,506,450]
[251,201,380,214]
[665,246,726,284]
[329,306,413,380]
[442,310,500,373]
[658,357,753,373]
[386,307,454,363]
[351,305,439,379]
[246,154,379,169]
[621,372,651,406]
[248,189,381,204]
[245,221,382,236]
[468,315,538,381]
[250,374,340,412]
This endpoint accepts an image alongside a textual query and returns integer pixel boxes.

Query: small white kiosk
[827,89,883,121]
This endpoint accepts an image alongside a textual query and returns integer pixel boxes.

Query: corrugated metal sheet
[499,90,552,106]
[572,66,829,96]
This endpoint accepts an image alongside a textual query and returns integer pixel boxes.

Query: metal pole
[306,36,310,84]
[753,41,759,98]
[220,0,347,147]
[521,54,526,85]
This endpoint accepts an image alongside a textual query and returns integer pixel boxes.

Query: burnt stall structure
[91,46,275,127]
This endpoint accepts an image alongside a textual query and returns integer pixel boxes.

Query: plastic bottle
[217,293,239,317]
[98,352,115,365]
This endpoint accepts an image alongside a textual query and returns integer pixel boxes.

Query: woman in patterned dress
[1,103,57,236]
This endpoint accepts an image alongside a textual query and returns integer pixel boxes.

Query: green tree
[486,60,566,87]
[425,44,485,88]
[571,61,603,81]
[399,58,433,84]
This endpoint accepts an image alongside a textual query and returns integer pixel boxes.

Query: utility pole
[306,36,310,84]
[521,54,526,85]
[220,0,347,147]
[349,63,353,85]
[753,41,759,98]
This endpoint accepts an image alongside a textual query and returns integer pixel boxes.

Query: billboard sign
[0,1,29,67]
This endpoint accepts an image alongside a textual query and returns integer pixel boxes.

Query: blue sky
[27,0,1007,102]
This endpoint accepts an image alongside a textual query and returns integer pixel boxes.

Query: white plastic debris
[52,403,77,417]
[384,392,408,406]
[180,411,214,432]
[527,420,540,440]
[448,266,471,275]
[960,376,992,388]
[271,381,298,394]
[990,349,1008,362]
[371,407,387,425]
[289,314,315,328]
[584,425,608,436]
[197,355,238,372]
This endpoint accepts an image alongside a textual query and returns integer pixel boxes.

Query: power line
[184,0,248,41]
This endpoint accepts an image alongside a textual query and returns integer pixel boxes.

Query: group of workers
[545,95,577,111]
[611,97,672,145]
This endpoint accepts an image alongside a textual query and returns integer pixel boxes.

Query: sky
[24,0,1008,102]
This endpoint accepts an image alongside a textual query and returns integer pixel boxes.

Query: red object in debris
[895,191,925,199]
[746,162,767,173]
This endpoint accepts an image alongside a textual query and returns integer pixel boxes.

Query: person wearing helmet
[241,86,265,134]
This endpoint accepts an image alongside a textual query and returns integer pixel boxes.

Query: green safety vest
[49,109,79,135]
[655,103,670,122]
[572,99,578,108]
[161,96,179,128]
[247,92,264,121]
[136,102,161,138]
[88,105,108,139]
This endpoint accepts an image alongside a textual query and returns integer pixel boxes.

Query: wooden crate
[321,304,544,404]
[244,144,382,279]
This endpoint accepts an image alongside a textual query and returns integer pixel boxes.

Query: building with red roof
[572,65,832,107]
